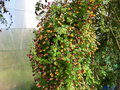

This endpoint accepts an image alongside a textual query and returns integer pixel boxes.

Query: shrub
[28,0,102,89]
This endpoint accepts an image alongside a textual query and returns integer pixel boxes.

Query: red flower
[27,54,33,59]
[36,83,41,88]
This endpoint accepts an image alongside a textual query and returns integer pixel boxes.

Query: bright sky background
[0,0,54,29]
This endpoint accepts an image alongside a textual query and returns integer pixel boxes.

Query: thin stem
[109,27,120,52]
[102,14,120,24]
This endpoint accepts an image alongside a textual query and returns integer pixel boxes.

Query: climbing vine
[28,0,103,89]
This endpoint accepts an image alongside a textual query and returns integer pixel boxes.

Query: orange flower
[61,45,64,48]
[88,6,91,9]
[92,14,96,17]
[43,41,46,44]
[79,2,82,5]
[37,23,41,27]
[39,35,43,40]
[50,73,54,77]
[60,49,63,52]
[89,0,94,3]
[36,83,41,88]
[62,57,65,60]
[47,30,51,32]
[68,8,71,10]
[79,7,81,9]
[39,27,44,31]
[55,72,59,75]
